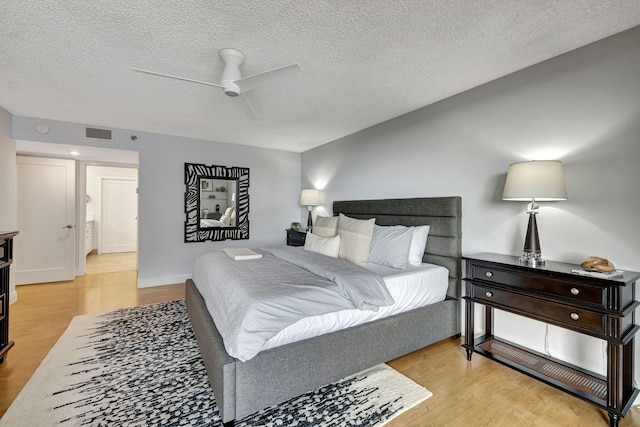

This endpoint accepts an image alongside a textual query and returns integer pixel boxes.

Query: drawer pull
[485,291,493,298]
[570,287,580,295]
[570,312,580,321]
[485,271,493,278]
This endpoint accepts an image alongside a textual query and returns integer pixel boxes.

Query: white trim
[137,274,190,288]
[76,161,87,276]
[9,290,18,305]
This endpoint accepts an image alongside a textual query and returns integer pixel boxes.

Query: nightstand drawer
[286,229,306,247]
[471,264,605,307]
[474,284,605,333]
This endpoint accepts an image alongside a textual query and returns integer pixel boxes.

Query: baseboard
[9,289,18,305]
[137,274,191,288]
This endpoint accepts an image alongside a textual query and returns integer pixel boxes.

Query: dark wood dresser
[463,253,640,427]
[0,231,18,363]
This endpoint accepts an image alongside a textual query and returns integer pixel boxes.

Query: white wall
[0,107,18,303]
[136,132,301,287]
[11,117,302,287]
[302,27,640,379]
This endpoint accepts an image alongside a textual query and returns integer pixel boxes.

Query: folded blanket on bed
[192,245,393,361]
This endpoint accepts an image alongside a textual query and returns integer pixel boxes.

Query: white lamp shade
[502,160,567,201]
[300,189,321,206]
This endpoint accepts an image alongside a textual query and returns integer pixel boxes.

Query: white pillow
[223,207,233,216]
[368,224,414,269]
[219,214,230,225]
[313,215,339,237]
[337,213,375,267]
[229,208,236,226]
[408,225,430,266]
[304,233,341,258]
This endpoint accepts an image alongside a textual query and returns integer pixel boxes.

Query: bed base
[187,279,459,424]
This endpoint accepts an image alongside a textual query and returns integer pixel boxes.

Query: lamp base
[519,251,545,267]
[520,210,544,267]
[306,206,313,232]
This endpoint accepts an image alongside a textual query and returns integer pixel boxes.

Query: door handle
[61,224,75,229]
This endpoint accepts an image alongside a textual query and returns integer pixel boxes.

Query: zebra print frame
[184,163,250,242]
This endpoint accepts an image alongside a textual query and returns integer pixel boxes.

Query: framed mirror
[184,163,249,242]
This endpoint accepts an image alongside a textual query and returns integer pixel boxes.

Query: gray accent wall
[301,27,640,384]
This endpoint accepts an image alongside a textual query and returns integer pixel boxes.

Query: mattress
[261,262,449,351]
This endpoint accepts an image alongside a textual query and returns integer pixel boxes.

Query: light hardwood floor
[1,268,638,426]
[85,251,137,275]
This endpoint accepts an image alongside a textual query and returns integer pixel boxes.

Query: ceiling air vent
[85,127,113,141]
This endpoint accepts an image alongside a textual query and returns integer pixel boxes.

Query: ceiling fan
[132,48,302,120]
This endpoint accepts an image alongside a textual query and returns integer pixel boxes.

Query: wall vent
[85,127,113,141]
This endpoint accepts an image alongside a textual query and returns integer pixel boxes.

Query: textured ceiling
[2,1,640,153]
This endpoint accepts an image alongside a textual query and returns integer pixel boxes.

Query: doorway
[85,165,138,275]
[15,156,76,284]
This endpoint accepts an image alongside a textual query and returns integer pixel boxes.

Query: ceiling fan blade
[229,95,257,121]
[131,68,223,88]
[235,63,302,93]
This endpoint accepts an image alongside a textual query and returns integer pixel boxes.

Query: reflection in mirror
[199,178,237,229]
[185,163,249,242]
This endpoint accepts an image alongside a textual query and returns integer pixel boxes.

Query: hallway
[85,251,137,275]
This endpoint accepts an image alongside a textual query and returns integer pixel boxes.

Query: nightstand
[463,253,640,427]
[286,229,306,246]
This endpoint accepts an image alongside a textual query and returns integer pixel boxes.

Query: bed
[199,207,237,228]
[186,196,462,425]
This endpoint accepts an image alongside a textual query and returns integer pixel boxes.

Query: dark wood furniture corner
[463,253,640,427]
[286,229,306,247]
[0,231,18,363]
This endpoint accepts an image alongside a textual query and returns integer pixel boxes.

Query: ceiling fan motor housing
[219,48,245,96]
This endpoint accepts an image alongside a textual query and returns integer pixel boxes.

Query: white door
[100,178,138,253]
[15,157,76,284]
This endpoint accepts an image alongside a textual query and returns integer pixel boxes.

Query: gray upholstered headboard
[333,196,462,299]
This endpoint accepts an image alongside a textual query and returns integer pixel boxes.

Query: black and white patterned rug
[1,300,432,426]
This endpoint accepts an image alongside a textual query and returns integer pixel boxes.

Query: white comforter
[192,245,394,361]
[263,262,449,351]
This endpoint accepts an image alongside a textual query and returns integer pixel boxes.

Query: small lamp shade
[502,160,567,201]
[300,189,321,206]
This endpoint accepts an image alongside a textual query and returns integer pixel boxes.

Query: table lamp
[300,189,321,232]
[502,160,567,266]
